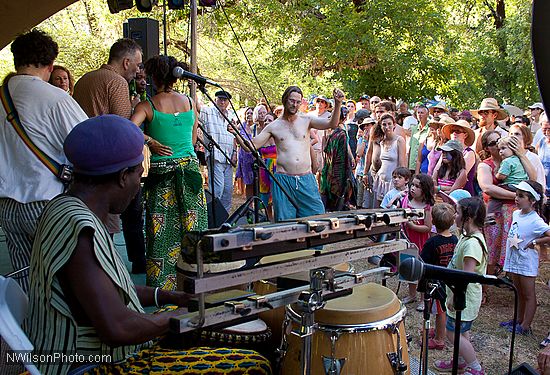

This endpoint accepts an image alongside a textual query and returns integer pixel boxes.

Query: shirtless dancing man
[233,86,344,222]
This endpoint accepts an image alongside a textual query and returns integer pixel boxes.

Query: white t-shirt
[533,128,544,150]
[525,150,546,187]
[504,210,550,276]
[0,75,88,203]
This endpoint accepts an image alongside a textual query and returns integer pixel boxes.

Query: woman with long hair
[235,106,255,197]
[370,113,407,206]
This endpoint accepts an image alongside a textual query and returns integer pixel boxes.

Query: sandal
[428,338,445,350]
[499,319,514,328]
[433,359,467,373]
[540,334,550,348]
[401,295,417,304]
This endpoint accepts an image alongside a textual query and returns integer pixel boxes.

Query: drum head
[223,319,267,334]
[315,283,400,325]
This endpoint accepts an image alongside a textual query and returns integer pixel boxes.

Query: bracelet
[154,287,160,308]
[145,136,152,146]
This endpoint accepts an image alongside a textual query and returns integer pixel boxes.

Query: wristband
[154,287,160,308]
[145,136,152,146]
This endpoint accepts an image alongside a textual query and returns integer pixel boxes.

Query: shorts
[272,172,325,222]
[446,314,473,334]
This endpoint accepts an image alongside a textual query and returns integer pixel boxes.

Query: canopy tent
[0,0,77,50]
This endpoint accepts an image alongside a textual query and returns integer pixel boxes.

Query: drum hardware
[387,323,408,375]
[418,281,440,375]
[224,300,251,316]
[322,331,346,375]
[170,266,389,334]
[292,268,332,375]
[183,239,410,294]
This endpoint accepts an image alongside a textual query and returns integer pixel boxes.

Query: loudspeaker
[205,190,229,228]
[123,18,160,62]
[505,362,538,375]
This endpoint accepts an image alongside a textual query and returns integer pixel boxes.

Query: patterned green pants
[144,157,208,290]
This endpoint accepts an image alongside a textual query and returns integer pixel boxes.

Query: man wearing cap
[233,86,344,221]
[309,95,333,175]
[529,102,545,136]
[26,115,271,375]
[0,29,87,292]
[199,90,237,213]
[358,94,371,111]
[73,38,146,274]
[471,98,508,154]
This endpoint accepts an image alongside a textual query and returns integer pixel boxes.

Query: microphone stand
[197,84,299,223]
[446,282,468,375]
[417,279,437,375]
[196,127,235,227]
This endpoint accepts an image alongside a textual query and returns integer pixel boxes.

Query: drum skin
[282,283,409,375]
[253,251,353,347]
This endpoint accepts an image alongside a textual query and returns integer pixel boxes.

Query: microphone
[172,67,220,87]
[399,257,510,287]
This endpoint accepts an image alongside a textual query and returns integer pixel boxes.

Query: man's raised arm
[310,88,345,130]
[230,123,272,153]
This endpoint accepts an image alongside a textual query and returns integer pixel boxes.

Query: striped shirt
[26,195,149,375]
[199,106,235,163]
[73,64,132,119]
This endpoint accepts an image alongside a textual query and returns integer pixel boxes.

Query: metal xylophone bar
[182,239,411,294]
[192,208,424,262]
[170,266,391,334]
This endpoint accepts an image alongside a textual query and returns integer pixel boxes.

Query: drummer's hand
[170,291,196,307]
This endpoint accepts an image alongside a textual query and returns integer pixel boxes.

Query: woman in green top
[131,56,208,290]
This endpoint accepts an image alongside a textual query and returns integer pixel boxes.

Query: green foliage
[0,0,540,110]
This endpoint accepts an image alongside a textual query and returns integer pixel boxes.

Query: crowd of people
[2,27,550,374]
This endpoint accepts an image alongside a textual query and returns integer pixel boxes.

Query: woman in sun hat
[429,101,448,117]
[441,119,477,195]
[416,114,454,175]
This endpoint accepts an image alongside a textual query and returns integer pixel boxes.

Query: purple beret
[64,115,144,176]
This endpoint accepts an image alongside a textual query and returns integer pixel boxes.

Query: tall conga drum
[282,282,409,375]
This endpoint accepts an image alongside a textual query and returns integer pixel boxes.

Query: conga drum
[282,283,409,375]
[253,250,354,347]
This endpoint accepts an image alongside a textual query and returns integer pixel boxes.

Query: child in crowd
[402,173,434,304]
[420,203,458,350]
[495,136,528,189]
[500,180,550,335]
[380,167,411,208]
[434,197,487,375]
[433,140,467,194]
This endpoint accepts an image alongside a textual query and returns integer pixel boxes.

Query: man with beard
[232,86,344,221]
[471,98,508,154]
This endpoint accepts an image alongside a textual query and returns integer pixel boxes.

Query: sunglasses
[478,110,495,115]
[452,128,466,134]
[487,139,500,147]
[371,101,380,105]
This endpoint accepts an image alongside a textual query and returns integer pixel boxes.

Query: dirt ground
[229,190,548,374]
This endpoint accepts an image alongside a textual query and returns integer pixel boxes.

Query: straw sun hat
[470,98,508,121]
[441,119,476,147]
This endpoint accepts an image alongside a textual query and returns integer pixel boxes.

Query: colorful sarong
[144,157,208,290]
[85,346,272,374]
[259,145,276,206]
